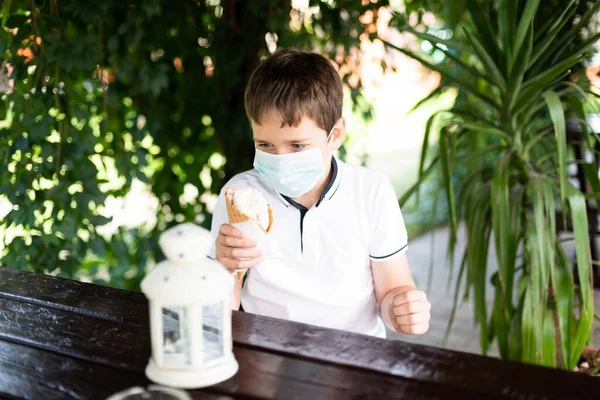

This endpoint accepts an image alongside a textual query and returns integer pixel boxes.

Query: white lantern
[141,223,238,389]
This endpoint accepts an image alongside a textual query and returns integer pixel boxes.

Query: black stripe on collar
[282,195,308,212]
[315,157,338,207]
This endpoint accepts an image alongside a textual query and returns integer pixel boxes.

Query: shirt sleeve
[207,189,228,260]
[368,176,408,262]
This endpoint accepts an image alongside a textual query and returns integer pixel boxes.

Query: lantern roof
[141,259,231,304]
[159,222,213,264]
[141,223,233,304]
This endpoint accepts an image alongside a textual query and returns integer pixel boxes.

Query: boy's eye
[291,144,307,150]
[257,143,272,149]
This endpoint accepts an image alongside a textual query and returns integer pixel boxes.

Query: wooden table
[0,267,598,399]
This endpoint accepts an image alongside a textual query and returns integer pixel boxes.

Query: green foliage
[387,0,598,369]
[0,0,385,289]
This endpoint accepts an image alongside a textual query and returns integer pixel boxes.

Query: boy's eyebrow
[253,137,313,144]
[284,138,312,144]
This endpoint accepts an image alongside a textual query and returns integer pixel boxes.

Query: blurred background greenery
[0,0,448,289]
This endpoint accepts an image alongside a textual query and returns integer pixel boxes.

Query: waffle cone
[224,188,274,233]
[225,191,252,225]
[235,270,246,282]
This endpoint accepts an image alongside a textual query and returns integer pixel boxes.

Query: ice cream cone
[225,188,274,282]
[225,188,274,233]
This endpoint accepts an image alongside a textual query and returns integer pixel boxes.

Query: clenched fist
[388,288,431,335]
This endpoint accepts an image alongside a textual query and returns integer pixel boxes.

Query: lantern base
[145,356,239,389]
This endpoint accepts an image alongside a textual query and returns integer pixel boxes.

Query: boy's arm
[232,277,242,310]
[367,176,430,335]
[372,254,431,335]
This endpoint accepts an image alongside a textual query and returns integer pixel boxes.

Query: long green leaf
[542,308,558,367]
[497,0,517,60]
[571,301,594,369]
[514,67,574,118]
[492,155,511,295]
[568,189,593,312]
[469,188,492,354]
[444,248,468,344]
[416,113,438,204]
[532,1,600,72]
[523,126,553,156]
[492,272,510,358]
[439,129,458,253]
[568,191,593,368]
[522,286,537,363]
[523,53,584,94]
[458,121,512,143]
[555,244,574,369]
[417,108,494,200]
[491,154,520,358]
[528,2,578,68]
[582,163,600,195]
[507,23,533,111]
[533,1,576,42]
[509,274,527,361]
[526,179,554,365]
[549,32,600,70]
[398,27,496,86]
[398,156,439,207]
[450,109,508,132]
[462,28,507,92]
[541,178,558,367]
[567,95,595,157]
[522,85,580,125]
[407,86,445,116]
[542,91,567,205]
[397,26,475,56]
[382,40,500,109]
[507,185,523,314]
[511,0,539,72]
[401,144,502,208]
[517,55,583,104]
[426,188,440,293]
[466,1,499,63]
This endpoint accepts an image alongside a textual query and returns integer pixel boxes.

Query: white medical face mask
[253,127,334,198]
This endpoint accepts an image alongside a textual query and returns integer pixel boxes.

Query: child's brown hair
[244,49,343,133]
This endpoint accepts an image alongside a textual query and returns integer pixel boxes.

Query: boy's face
[251,109,345,165]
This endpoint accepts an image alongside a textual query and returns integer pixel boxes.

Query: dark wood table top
[0,267,598,399]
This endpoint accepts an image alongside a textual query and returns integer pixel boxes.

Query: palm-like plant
[385,0,600,369]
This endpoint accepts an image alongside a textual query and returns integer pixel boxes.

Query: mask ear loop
[320,125,336,150]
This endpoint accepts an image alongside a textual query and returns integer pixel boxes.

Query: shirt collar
[274,156,343,208]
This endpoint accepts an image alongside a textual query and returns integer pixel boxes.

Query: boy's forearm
[231,278,242,310]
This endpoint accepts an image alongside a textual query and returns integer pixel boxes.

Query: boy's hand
[390,288,431,335]
[215,224,262,271]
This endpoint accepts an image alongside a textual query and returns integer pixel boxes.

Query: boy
[208,49,430,338]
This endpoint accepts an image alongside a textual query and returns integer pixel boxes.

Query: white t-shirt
[208,157,408,338]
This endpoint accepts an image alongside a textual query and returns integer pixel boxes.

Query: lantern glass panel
[202,302,224,362]
[162,306,192,366]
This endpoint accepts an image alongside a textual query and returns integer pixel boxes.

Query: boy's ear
[332,117,346,148]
